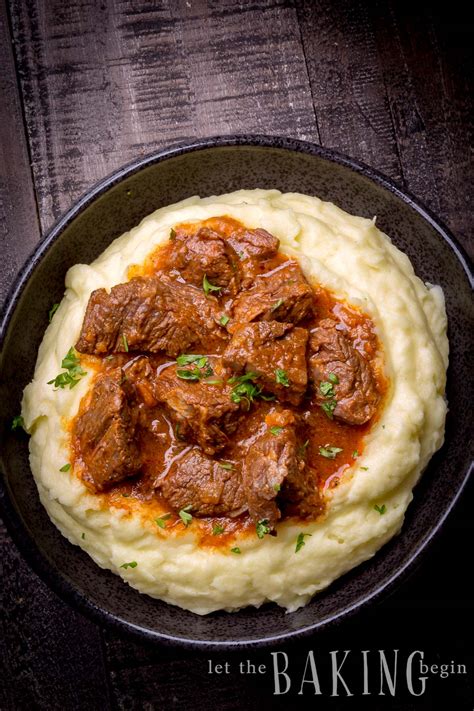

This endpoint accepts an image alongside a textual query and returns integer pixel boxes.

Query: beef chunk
[75,274,225,358]
[227,228,279,260]
[231,260,313,324]
[241,408,298,529]
[74,368,141,491]
[309,318,380,425]
[223,321,308,405]
[166,227,241,295]
[157,448,247,517]
[153,358,241,455]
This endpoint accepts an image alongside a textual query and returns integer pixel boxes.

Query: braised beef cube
[309,318,380,425]
[224,321,308,405]
[232,261,313,324]
[74,368,141,491]
[242,408,298,530]
[154,358,241,455]
[165,227,241,295]
[75,274,225,358]
[158,448,247,517]
[280,463,323,519]
[227,228,279,260]
[122,355,159,409]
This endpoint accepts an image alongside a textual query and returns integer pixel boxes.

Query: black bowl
[1,136,472,649]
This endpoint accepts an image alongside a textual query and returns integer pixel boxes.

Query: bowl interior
[1,142,472,647]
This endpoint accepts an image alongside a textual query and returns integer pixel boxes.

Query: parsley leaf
[179,505,193,526]
[361,466,369,471]
[328,372,339,384]
[352,450,359,459]
[156,514,172,528]
[11,415,25,432]
[256,519,271,539]
[48,303,60,322]
[212,524,225,535]
[319,380,335,397]
[203,274,222,296]
[269,425,283,436]
[176,354,207,367]
[319,446,343,459]
[59,463,71,472]
[374,504,386,515]
[297,440,309,457]
[230,547,241,554]
[219,314,230,326]
[270,298,283,312]
[321,400,337,419]
[120,561,138,569]
[273,483,281,492]
[219,461,234,470]
[122,334,129,352]
[275,369,290,387]
[229,372,268,407]
[295,532,312,553]
[81,532,85,540]
[170,228,177,240]
[47,348,87,389]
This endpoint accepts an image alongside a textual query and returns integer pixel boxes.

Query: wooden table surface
[1,1,472,709]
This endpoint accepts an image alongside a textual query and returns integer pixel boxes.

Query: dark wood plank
[295,0,403,182]
[10,0,319,232]
[0,0,40,309]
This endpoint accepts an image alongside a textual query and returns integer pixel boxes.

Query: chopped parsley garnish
[177,354,207,367]
[229,371,265,407]
[273,483,281,492]
[374,504,386,515]
[176,355,212,381]
[48,303,60,322]
[230,547,241,554]
[11,415,25,432]
[219,461,234,470]
[204,379,223,385]
[319,446,343,460]
[120,561,138,569]
[295,532,312,553]
[275,369,290,387]
[212,524,225,535]
[81,532,85,540]
[328,373,339,384]
[179,505,193,526]
[155,514,172,529]
[176,365,213,381]
[271,298,283,312]
[122,493,130,498]
[59,463,71,472]
[122,334,129,352]
[256,519,271,539]
[269,425,283,436]
[203,274,222,296]
[170,228,177,240]
[361,466,369,471]
[297,440,310,457]
[319,380,335,397]
[219,314,230,326]
[352,450,359,459]
[47,348,87,389]
[321,400,337,419]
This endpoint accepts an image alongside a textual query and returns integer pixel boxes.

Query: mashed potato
[21,190,448,614]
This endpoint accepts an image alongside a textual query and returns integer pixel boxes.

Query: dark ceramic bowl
[1,137,472,648]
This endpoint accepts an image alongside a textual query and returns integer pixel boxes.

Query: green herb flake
[328,373,339,384]
[319,381,335,397]
[219,314,230,326]
[321,400,337,419]
[269,425,283,436]
[270,298,283,312]
[361,466,369,471]
[47,347,87,390]
[229,372,265,407]
[122,493,130,498]
[122,334,129,352]
[48,303,60,322]
[176,366,212,382]
[204,379,223,385]
[273,483,281,492]
[295,532,312,553]
[11,415,25,432]
[203,274,222,296]
[212,524,225,536]
[120,561,138,569]
[155,514,172,529]
[275,369,290,387]
[219,461,234,470]
[230,547,241,554]
[81,532,85,540]
[374,504,386,515]
[179,505,193,527]
[319,446,343,460]
[256,519,271,539]
[352,450,359,460]
[177,354,207,367]
[170,228,177,240]
[59,463,71,472]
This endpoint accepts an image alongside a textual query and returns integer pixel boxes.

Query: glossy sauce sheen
[72,217,385,547]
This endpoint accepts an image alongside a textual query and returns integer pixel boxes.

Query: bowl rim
[0,134,472,649]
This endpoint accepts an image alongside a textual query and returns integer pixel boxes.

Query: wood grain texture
[10,0,318,231]
[0,0,40,309]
